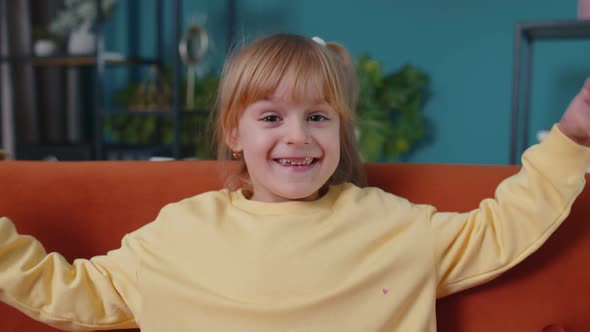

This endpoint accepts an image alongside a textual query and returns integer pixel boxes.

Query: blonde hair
[213,33,366,190]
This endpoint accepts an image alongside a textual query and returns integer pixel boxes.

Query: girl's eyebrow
[251,99,274,106]
[247,100,275,112]
[257,98,282,106]
[264,95,328,106]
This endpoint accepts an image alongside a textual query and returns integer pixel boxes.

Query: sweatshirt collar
[228,184,346,215]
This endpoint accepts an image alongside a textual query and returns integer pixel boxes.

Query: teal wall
[103,0,590,164]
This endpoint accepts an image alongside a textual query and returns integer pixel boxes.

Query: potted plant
[48,0,117,55]
[355,55,430,161]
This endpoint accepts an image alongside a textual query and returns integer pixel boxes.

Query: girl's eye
[261,115,280,122]
[309,114,329,122]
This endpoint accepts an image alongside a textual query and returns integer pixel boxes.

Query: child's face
[231,77,341,202]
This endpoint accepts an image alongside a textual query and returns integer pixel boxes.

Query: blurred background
[1,0,589,164]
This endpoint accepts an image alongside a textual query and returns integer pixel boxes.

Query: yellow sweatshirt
[1,125,589,332]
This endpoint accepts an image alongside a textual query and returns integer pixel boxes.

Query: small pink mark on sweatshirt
[382,288,388,295]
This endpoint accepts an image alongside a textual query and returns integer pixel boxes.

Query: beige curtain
[0,0,39,156]
[4,0,40,148]
[32,0,70,144]
[0,0,15,155]
[0,0,76,159]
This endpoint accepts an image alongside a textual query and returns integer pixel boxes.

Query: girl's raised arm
[432,80,590,297]
[0,217,142,331]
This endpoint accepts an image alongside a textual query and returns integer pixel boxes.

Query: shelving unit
[93,0,174,160]
[0,55,159,66]
[510,19,590,164]
[1,0,236,160]
[0,0,180,160]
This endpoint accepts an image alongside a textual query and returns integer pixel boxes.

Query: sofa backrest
[0,161,588,332]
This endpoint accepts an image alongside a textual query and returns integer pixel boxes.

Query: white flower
[48,0,117,37]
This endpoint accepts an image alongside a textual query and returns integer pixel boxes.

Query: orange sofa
[0,161,589,332]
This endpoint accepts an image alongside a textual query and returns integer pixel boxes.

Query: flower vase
[34,40,57,56]
[67,19,96,55]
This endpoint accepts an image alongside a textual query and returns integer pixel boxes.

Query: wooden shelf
[0,55,159,67]
[520,19,590,40]
[16,143,93,161]
[510,19,590,164]
[104,108,210,117]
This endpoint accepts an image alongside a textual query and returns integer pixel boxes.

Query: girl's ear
[225,128,242,152]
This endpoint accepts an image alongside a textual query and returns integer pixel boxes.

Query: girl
[1,33,590,332]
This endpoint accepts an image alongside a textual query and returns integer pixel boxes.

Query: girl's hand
[558,79,590,147]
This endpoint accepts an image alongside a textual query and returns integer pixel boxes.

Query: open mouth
[274,157,319,167]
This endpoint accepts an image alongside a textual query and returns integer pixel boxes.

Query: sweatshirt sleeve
[431,125,590,298]
[0,217,142,331]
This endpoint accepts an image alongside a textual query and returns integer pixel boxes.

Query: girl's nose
[285,120,311,145]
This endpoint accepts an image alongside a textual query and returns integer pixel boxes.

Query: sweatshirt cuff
[526,124,590,176]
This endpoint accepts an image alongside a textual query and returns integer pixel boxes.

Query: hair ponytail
[324,41,365,187]
[325,42,359,110]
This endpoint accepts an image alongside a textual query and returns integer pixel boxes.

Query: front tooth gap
[279,159,313,166]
